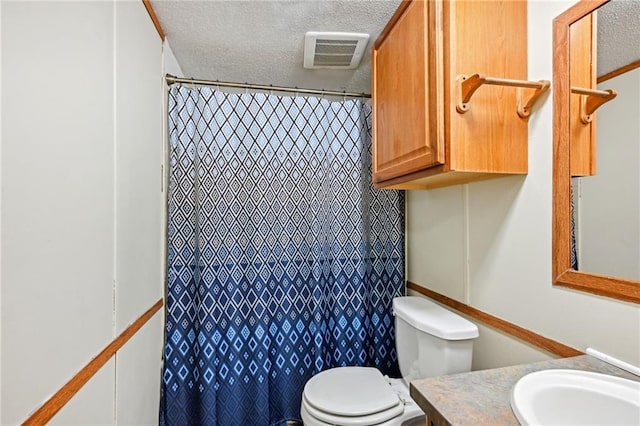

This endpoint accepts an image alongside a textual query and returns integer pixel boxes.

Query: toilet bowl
[300,367,424,426]
[300,296,479,426]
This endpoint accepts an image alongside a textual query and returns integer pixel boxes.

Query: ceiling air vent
[304,31,370,69]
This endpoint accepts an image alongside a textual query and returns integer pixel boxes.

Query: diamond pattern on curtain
[161,86,405,426]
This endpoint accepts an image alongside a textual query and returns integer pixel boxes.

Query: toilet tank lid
[393,296,479,340]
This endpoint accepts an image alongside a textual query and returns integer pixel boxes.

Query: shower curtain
[161,85,404,425]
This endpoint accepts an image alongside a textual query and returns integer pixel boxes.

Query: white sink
[511,369,640,425]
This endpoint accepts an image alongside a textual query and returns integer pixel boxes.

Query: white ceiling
[151,0,639,93]
[151,0,402,94]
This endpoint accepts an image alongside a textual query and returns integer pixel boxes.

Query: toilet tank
[393,296,479,384]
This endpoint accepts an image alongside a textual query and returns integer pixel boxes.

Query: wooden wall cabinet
[372,0,546,190]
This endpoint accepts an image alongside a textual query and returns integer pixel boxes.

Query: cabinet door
[372,0,444,184]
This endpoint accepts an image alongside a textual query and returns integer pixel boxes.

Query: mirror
[553,0,640,303]
[572,1,640,279]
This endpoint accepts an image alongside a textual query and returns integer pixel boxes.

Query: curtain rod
[165,75,371,99]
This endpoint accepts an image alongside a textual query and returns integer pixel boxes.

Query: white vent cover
[304,31,370,69]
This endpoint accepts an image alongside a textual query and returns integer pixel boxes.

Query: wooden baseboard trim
[22,298,164,426]
[142,0,166,41]
[406,282,583,358]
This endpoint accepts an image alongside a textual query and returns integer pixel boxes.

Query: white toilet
[300,296,479,426]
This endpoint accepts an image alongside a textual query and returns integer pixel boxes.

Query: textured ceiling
[597,0,640,77]
[151,0,402,94]
[152,0,639,93]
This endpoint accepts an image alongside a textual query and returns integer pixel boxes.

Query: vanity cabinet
[372,0,537,190]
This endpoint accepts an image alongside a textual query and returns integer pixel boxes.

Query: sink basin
[511,369,640,425]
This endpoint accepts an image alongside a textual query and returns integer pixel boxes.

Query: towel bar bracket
[570,87,617,124]
[456,73,550,118]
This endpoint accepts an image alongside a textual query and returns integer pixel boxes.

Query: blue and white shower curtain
[161,86,405,425]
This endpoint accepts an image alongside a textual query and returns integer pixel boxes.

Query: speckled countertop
[409,355,640,426]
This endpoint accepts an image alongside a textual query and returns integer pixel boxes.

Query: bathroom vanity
[409,355,639,425]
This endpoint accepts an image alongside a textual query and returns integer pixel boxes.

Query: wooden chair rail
[22,299,164,426]
[406,281,583,358]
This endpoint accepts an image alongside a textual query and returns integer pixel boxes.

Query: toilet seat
[302,367,405,426]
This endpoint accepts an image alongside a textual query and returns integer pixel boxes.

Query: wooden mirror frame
[553,0,640,304]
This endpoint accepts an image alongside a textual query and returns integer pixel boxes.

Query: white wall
[2,3,116,423]
[576,68,640,280]
[1,2,164,424]
[113,2,164,424]
[407,1,640,370]
[0,4,4,422]
[164,41,184,78]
